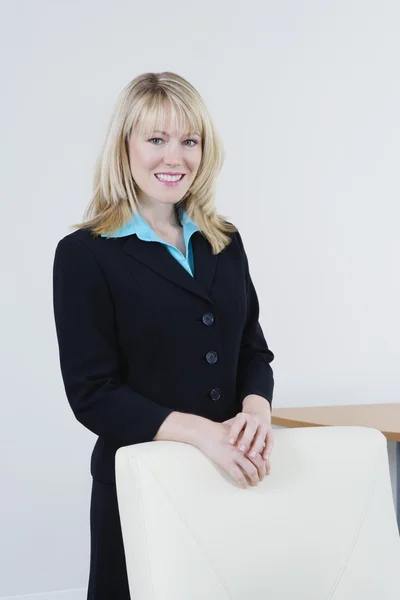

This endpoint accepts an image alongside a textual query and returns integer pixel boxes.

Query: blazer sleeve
[235,231,275,408]
[52,235,174,445]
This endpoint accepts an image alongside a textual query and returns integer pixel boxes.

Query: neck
[138,202,181,231]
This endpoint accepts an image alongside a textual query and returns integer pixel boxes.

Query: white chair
[115,426,400,599]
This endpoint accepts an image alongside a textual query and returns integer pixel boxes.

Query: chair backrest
[115,426,400,599]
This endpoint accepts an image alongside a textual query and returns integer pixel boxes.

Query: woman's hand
[223,395,274,475]
[195,419,266,488]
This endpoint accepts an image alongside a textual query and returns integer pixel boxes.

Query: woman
[52,71,275,599]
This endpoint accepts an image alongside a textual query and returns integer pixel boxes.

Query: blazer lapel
[122,230,219,302]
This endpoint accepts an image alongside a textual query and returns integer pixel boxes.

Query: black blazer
[52,224,275,483]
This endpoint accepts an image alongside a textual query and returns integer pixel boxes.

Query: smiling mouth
[154,174,185,181]
[154,174,186,186]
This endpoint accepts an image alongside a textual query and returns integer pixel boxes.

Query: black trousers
[87,478,131,599]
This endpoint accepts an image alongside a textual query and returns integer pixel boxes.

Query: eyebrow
[153,130,201,137]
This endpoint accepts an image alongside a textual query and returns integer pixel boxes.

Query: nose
[162,141,183,166]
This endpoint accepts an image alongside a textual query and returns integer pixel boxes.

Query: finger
[248,428,268,458]
[228,413,247,445]
[237,419,259,454]
[262,430,274,461]
[230,464,248,489]
[247,451,267,481]
[236,453,260,487]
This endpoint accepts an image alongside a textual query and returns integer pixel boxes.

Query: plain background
[1,0,399,598]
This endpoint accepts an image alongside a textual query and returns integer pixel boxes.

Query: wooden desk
[272,403,400,528]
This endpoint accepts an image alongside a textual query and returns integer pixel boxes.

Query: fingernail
[229,437,235,445]
[239,444,246,452]
[249,450,256,458]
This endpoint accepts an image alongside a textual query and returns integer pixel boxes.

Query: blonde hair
[70,71,238,253]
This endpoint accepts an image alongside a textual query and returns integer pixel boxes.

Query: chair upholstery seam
[140,453,234,599]
[326,443,382,599]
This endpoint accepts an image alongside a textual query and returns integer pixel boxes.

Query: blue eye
[148,138,199,147]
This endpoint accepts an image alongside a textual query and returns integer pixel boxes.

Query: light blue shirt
[101,206,200,277]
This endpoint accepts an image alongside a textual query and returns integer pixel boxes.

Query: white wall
[1,0,399,597]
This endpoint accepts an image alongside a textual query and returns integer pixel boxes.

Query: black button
[206,351,218,364]
[202,312,214,326]
[210,388,221,401]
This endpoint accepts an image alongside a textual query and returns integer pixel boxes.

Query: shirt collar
[101,207,199,242]
[101,205,199,243]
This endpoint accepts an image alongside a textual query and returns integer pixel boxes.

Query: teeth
[155,174,182,182]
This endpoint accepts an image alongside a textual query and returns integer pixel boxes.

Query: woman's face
[127,116,203,208]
